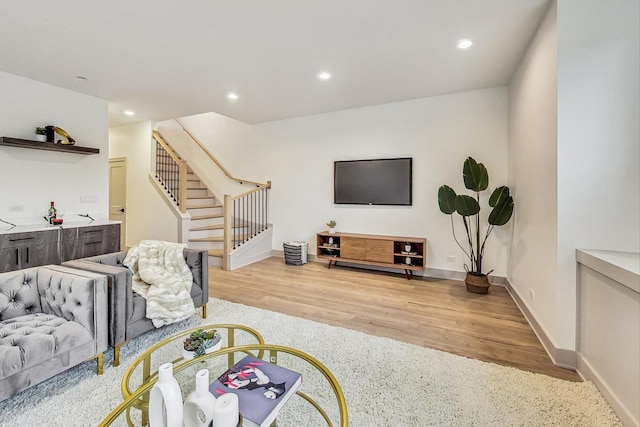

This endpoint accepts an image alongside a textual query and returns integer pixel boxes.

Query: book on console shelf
[209,354,303,427]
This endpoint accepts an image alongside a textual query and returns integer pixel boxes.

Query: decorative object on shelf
[404,242,412,252]
[0,136,100,154]
[44,125,55,142]
[182,329,222,360]
[183,369,217,427]
[212,392,241,427]
[438,157,514,294]
[327,220,337,234]
[53,126,76,145]
[34,127,46,142]
[148,363,183,427]
[328,237,334,245]
[405,256,412,265]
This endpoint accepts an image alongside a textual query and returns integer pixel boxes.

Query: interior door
[109,158,127,249]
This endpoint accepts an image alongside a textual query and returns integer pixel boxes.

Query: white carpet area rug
[0,298,622,426]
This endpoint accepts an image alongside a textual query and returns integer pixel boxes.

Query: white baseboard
[504,280,577,369]
[578,353,639,427]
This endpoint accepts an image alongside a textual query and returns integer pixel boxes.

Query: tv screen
[334,158,412,206]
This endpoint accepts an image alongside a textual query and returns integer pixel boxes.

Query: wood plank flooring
[209,257,580,382]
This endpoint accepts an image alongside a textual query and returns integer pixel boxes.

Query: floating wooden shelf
[0,137,100,155]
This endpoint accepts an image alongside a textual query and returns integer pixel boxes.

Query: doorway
[109,157,127,249]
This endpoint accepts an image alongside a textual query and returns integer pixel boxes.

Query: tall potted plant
[437,157,514,293]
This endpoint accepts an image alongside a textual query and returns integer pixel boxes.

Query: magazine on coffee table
[209,355,303,427]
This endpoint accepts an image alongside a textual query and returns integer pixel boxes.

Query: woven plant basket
[465,273,490,294]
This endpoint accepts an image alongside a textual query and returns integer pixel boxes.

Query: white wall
[508,4,559,351]
[109,122,179,246]
[172,87,510,277]
[257,88,510,276]
[508,0,640,359]
[556,0,640,348]
[156,116,255,201]
[0,71,109,223]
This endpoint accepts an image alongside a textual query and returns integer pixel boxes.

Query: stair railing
[174,119,271,270]
[152,131,187,213]
[223,181,271,268]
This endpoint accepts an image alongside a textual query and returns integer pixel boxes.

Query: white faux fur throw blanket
[123,240,195,327]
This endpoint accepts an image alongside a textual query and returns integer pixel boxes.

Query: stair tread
[190,224,224,231]
[190,223,248,232]
[187,203,223,209]
[190,233,250,243]
[187,196,215,200]
[208,249,223,257]
[191,214,224,220]
[190,236,224,242]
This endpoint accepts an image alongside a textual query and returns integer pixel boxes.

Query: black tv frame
[333,157,413,206]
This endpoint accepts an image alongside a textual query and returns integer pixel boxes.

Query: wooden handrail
[228,181,272,201]
[152,131,181,164]
[175,118,265,188]
[152,131,187,213]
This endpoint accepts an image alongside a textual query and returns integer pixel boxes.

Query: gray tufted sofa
[62,248,208,366]
[0,265,108,402]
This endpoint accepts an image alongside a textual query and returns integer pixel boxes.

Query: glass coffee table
[100,324,348,427]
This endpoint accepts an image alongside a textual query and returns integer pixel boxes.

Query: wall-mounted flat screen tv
[334,157,412,206]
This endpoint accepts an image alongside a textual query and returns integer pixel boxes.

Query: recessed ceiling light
[318,72,332,80]
[123,110,135,116]
[457,39,473,49]
[227,92,239,100]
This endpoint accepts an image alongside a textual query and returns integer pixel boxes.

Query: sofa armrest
[61,260,131,347]
[36,265,109,355]
[77,250,129,268]
[184,249,208,306]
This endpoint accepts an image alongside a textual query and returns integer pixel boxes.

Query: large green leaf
[455,194,480,216]
[488,196,514,226]
[463,157,488,192]
[438,185,457,214]
[489,186,510,207]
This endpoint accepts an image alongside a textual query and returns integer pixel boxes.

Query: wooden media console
[316,232,426,279]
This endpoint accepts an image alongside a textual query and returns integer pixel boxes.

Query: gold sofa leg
[96,353,104,375]
[114,342,127,367]
[202,304,207,319]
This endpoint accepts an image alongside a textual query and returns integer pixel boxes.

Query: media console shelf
[316,232,426,280]
[0,137,100,155]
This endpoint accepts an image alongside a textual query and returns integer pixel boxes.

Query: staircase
[183,170,225,267]
[152,129,272,270]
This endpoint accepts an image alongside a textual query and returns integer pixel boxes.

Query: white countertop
[576,249,640,293]
[0,219,121,235]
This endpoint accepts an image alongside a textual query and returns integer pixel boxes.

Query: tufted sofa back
[0,267,42,321]
[80,250,128,267]
[0,266,107,340]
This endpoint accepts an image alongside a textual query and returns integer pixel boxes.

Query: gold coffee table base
[101,341,348,427]
[121,324,265,426]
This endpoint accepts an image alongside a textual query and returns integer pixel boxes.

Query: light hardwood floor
[209,257,580,382]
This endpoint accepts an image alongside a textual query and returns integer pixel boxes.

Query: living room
[1,1,638,426]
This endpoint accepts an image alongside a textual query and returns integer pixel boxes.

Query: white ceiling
[0,0,550,127]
